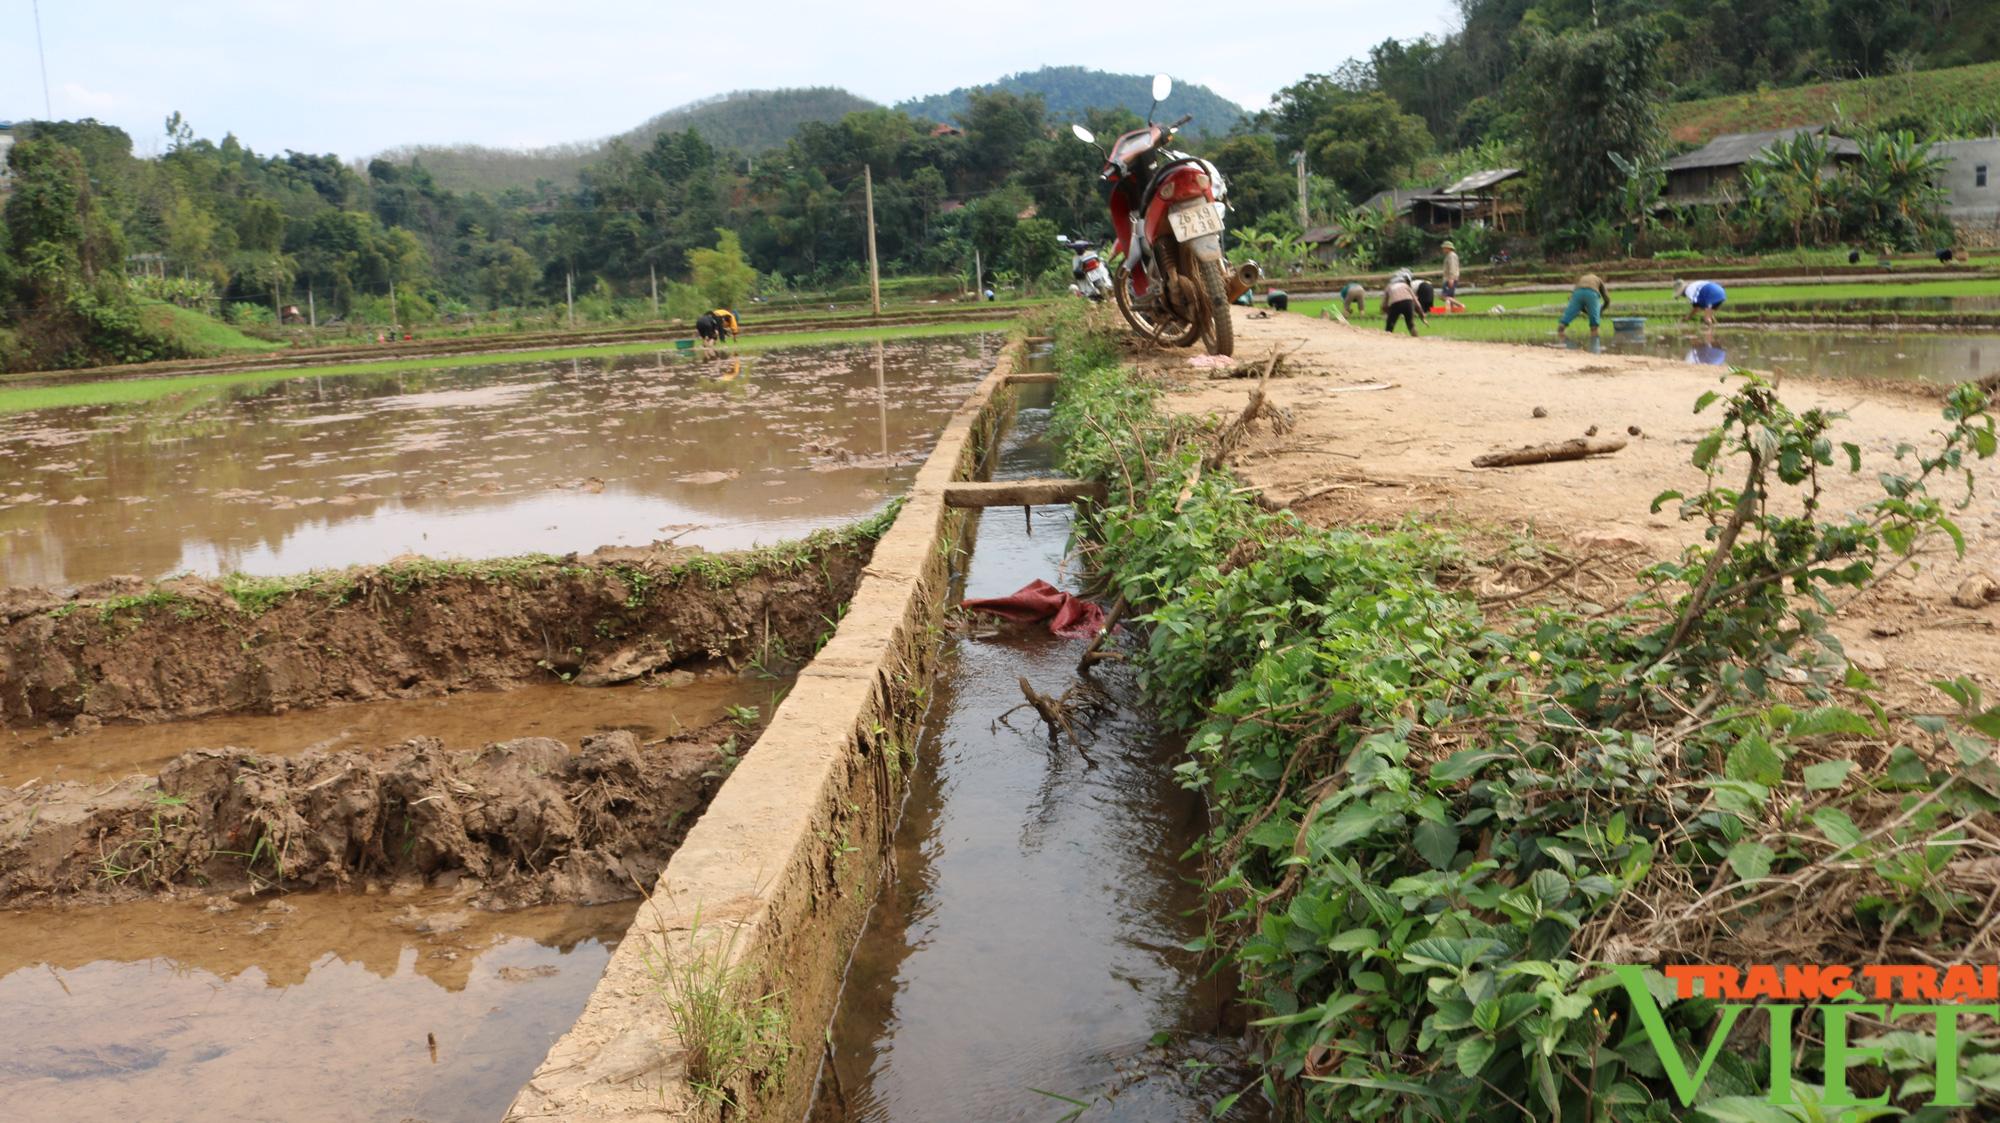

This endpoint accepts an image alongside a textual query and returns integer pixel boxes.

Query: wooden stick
[1472,436,1627,468]
[1078,596,1127,672]
[943,478,1107,507]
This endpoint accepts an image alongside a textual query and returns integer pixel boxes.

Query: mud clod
[0,536,871,726]
[0,724,735,908]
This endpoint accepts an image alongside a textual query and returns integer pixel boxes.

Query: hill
[897,65,1248,136]
[1664,61,2000,144]
[378,87,880,195]
[378,69,1252,195]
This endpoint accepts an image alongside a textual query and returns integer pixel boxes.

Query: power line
[31,0,52,118]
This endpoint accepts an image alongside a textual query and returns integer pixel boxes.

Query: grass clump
[1046,303,2000,1121]
[642,908,794,1108]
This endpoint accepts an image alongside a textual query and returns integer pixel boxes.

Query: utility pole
[649,264,659,319]
[565,271,575,328]
[31,0,52,118]
[1295,150,1310,232]
[974,247,983,301]
[307,284,316,329]
[863,164,882,316]
[389,279,398,332]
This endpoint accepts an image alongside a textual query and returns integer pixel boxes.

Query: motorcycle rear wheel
[1114,262,1202,348]
[1198,257,1235,357]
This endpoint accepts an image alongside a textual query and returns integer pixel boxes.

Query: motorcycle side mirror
[1151,74,1173,102]
[1070,123,1095,145]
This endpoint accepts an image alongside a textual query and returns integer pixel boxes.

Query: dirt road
[1146,307,2000,707]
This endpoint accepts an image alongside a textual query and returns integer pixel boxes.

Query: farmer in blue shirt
[1675,279,1727,328]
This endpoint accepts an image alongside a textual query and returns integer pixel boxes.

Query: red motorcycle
[1071,75,1255,357]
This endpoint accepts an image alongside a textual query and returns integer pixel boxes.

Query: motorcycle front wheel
[1113,263,1201,348]
[1198,257,1235,357]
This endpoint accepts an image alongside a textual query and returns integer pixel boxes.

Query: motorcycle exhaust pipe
[1225,261,1261,304]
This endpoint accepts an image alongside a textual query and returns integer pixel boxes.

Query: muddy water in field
[0,891,634,1122]
[1553,326,2000,383]
[0,672,776,789]
[813,386,1263,1123]
[0,335,1001,587]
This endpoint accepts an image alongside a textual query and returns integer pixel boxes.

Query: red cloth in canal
[960,580,1107,639]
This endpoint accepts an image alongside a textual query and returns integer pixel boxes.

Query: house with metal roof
[1663,125,1860,206]
[1358,170,1523,231]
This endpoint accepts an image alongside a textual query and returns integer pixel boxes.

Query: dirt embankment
[0,725,737,908]
[1152,309,2000,706]
[0,535,874,728]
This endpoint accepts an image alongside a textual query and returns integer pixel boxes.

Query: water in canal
[813,385,1262,1122]
[0,335,1000,587]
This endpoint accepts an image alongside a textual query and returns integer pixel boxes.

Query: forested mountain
[897,66,1247,137]
[377,88,881,194]
[378,69,1250,196]
[1326,0,2000,149]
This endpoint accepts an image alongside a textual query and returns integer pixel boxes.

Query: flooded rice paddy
[0,892,633,1122]
[0,335,1001,587]
[0,333,1003,1119]
[813,385,1262,1122]
[0,672,771,789]
[1554,325,2000,383]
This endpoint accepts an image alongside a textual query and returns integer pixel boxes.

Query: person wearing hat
[1440,241,1463,312]
[1383,269,1421,336]
[1674,279,1726,327]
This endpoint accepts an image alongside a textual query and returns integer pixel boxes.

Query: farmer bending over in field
[1382,270,1420,337]
[1674,279,1726,328]
[1341,281,1366,318]
[1556,273,1610,341]
[696,308,741,347]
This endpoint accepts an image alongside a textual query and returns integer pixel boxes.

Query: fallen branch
[997,677,1105,765]
[1472,435,1627,468]
[1205,354,1296,471]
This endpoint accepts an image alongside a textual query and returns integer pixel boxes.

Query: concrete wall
[504,343,1025,1123]
[1936,138,2000,246]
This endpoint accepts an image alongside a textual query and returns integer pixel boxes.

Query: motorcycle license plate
[1168,204,1223,242]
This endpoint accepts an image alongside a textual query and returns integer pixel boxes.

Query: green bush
[1045,305,2000,1121]
[224,301,276,326]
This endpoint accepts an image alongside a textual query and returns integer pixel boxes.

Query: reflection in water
[0,892,634,1123]
[817,391,1260,1122]
[1573,326,2000,384]
[0,335,1000,586]
[1686,340,1729,366]
[0,672,777,788]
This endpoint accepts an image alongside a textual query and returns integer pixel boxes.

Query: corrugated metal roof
[1301,224,1342,244]
[1359,187,1439,214]
[1665,126,1860,171]
[1440,167,1521,194]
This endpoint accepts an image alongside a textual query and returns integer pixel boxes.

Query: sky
[1,0,1461,161]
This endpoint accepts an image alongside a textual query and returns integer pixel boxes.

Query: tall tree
[1509,22,1668,241]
